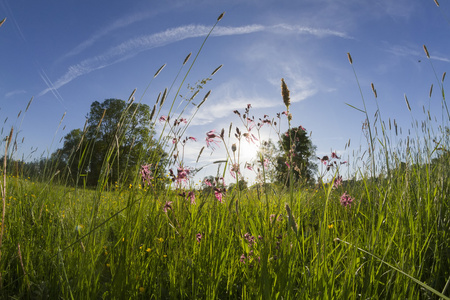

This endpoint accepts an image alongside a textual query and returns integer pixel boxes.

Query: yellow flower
[139,287,145,293]
[328,224,334,229]
[163,254,167,258]
[158,237,164,243]
[146,248,152,252]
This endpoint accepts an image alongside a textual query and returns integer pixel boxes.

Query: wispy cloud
[190,96,274,126]
[40,23,348,97]
[271,24,352,39]
[268,64,318,104]
[189,68,317,127]
[386,44,421,57]
[58,11,157,61]
[386,44,450,63]
[432,56,450,63]
[5,89,26,98]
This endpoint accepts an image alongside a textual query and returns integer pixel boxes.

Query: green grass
[1,11,450,300]
[1,150,449,299]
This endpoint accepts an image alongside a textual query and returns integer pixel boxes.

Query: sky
[1,0,449,185]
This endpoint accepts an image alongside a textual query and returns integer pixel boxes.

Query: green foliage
[228,178,248,192]
[255,139,278,184]
[275,126,317,186]
[55,99,167,187]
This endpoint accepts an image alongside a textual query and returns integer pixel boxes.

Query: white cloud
[40,23,348,97]
[5,89,26,98]
[386,44,421,57]
[271,24,352,39]
[386,44,450,63]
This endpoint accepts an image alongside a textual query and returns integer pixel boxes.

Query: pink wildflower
[196,233,202,243]
[163,201,173,212]
[331,152,340,159]
[214,188,225,203]
[243,132,258,144]
[240,254,246,263]
[230,163,240,179]
[340,192,354,208]
[188,191,196,204]
[140,164,153,185]
[206,130,221,149]
[333,175,343,189]
[319,155,329,165]
[176,166,190,184]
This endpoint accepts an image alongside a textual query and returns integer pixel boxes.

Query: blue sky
[1,0,449,184]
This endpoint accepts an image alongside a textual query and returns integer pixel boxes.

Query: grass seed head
[211,65,223,76]
[97,109,106,129]
[281,78,291,109]
[434,0,440,7]
[150,105,156,120]
[128,89,136,103]
[160,88,167,107]
[347,52,353,64]
[217,12,225,21]
[154,64,166,78]
[0,18,5,28]
[25,97,34,112]
[423,45,430,58]
[371,83,377,98]
[183,53,192,65]
[198,90,211,108]
[404,94,411,111]
[7,127,13,147]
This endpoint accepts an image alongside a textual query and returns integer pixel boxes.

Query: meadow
[0,13,449,299]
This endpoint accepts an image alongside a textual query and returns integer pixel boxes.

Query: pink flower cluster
[179,190,196,204]
[204,177,226,203]
[205,130,222,149]
[140,164,153,185]
[318,152,347,171]
[340,192,354,208]
[334,175,343,189]
[169,165,191,185]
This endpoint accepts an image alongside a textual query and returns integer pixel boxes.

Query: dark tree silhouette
[275,126,317,186]
[55,99,167,187]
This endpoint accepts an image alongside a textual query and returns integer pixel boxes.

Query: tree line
[7,98,319,190]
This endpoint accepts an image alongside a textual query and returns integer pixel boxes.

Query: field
[1,142,449,299]
[0,14,450,300]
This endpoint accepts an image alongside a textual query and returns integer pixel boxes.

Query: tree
[275,126,317,186]
[56,99,167,187]
[228,178,248,192]
[254,139,278,184]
